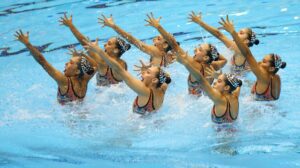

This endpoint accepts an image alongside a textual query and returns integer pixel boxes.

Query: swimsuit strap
[70,77,85,99]
[211,96,237,123]
[160,55,165,67]
[200,63,205,76]
[58,77,71,96]
[269,76,276,99]
[225,96,237,121]
[255,76,273,97]
[135,89,155,109]
[109,67,122,82]
[149,89,155,110]
[212,99,228,119]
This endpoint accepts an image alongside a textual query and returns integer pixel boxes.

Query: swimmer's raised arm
[59,13,106,66]
[179,52,224,103]
[15,30,67,86]
[98,14,161,58]
[59,13,89,46]
[84,39,150,96]
[211,54,227,70]
[189,11,234,48]
[219,16,266,80]
[145,13,184,55]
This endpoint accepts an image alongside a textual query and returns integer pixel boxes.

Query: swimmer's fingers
[139,59,146,67]
[150,12,154,19]
[158,16,162,23]
[67,47,76,55]
[144,19,151,26]
[15,30,29,43]
[63,13,67,19]
[101,14,107,20]
[133,66,142,72]
[134,64,142,69]
[209,65,216,72]
[220,17,226,24]
[14,31,21,40]
[97,19,105,27]
[226,15,230,23]
[146,13,153,22]
[205,67,213,74]
[93,38,99,45]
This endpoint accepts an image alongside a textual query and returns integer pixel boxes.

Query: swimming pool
[1,0,300,167]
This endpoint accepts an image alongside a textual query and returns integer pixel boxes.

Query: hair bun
[165,76,171,84]
[254,39,260,45]
[280,62,286,69]
[125,43,131,51]
[86,69,95,75]
[237,79,243,87]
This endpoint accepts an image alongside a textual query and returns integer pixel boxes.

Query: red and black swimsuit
[211,98,238,124]
[231,56,250,73]
[251,77,277,101]
[57,78,85,105]
[96,67,122,86]
[132,89,156,115]
[187,64,205,96]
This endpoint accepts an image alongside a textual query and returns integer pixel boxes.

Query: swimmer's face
[194,44,210,62]
[238,28,251,43]
[141,66,159,86]
[213,74,227,92]
[260,55,273,71]
[104,37,119,56]
[153,35,168,51]
[64,56,81,77]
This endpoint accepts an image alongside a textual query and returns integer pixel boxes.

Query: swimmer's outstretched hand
[165,52,177,65]
[134,60,152,75]
[59,13,73,27]
[218,15,235,34]
[188,11,202,23]
[83,38,100,53]
[205,65,221,79]
[67,47,78,57]
[145,12,161,28]
[14,30,29,44]
[98,14,115,28]
[67,47,85,57]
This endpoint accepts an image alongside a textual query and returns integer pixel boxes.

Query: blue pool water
[1,0,300,167]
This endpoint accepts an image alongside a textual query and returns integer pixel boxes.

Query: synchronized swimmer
[15,11,286,124]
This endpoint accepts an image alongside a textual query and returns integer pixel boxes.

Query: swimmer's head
[64,55,94,78]
[194,43,219,64]
[141,66,171,88]
[213,73,242,93]
[206,44,220,64]
[238,28,259,47]
[104,37,131,57]
[153,35,180,53]
[260,53,286,74]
